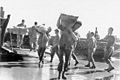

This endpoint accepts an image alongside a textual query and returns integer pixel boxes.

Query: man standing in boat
[17,19,26,48]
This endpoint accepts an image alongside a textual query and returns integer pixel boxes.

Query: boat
[0,8,23,61]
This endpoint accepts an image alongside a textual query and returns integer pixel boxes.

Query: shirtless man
[58,27,77,79]
[57,14,81,79]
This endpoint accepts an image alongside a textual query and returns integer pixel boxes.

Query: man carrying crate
[57,13,82,79]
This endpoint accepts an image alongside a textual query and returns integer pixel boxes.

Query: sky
[0,0,120,38]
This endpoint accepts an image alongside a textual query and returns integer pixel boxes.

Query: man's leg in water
[55,46,60,61]
[50,47,56,62]
[58,46,64,79]
[37,46,42,63]
[39,47,46,64]
[72,53,79,66]
[89,49,96,69]
[104,47,114,72]
[85,48,91,67]
[33,41,37,51]
[72,42,79,66]
[62,46,72,79]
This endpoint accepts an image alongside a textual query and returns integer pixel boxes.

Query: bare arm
[35,27,43,34]
[67,27,77,42]
[100,35,108,42]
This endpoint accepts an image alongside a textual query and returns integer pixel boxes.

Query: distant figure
[17,19,26,28]
[94,27,100,40]
[17,19,26,48]
[29,22,38,51]
[50,29,60,62]
[95,32,100,40]
[103,27,115,72]
[85,32,97,69]
[37,27,48,64]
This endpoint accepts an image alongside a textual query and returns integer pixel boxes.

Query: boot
[85,64,90,67]
[62,71,67,79]
[58,71,61,79]
[105,67,114,72]
[50,59,53,63]
[74,61,79,66]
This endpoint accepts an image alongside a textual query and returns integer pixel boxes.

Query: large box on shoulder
[57,13,79,31]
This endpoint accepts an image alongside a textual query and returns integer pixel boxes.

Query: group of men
[16,18,80,79]
[15,19,115,79]
[56,27,115,79]
[85,27,115,72]
[16,20,58,65]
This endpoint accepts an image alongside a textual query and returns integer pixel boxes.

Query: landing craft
[0,7,23,61]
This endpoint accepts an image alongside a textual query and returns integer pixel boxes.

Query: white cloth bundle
[9,27,27,35]
[36,26,47,33]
